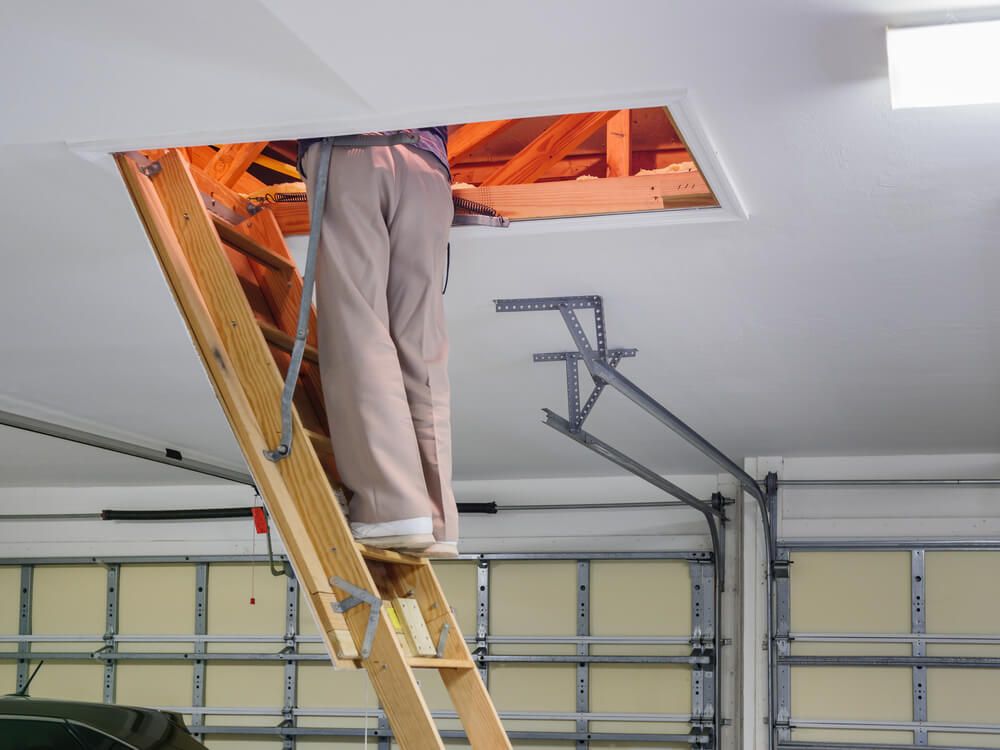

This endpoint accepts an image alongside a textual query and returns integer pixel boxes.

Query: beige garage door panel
[792,728,912,745]
[116,662,193,707]
[590,663,690,714]
[930,733,1000,749]
[206,739,281,750]
[491,562,575,637]
[790,552,910,633]
[32,565,105,636]
[431,561,476,635]
[489,664,576,712]
[928,669,1000,723]
[23,661,103,702]
[297,663,375,712]
[0,663,16,692]
[0,567,20,650]
[590,561,690,637]
[206,663,284,707]
[208,563,286,653]
[926,552,1000,633]
[298,741,392,750]
[119,564,194,651]
[791,667,912,720]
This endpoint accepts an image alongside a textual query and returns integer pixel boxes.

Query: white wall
[0,473,731,558]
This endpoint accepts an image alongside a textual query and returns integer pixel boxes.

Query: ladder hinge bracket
[436,622,451,658]
[139,161,162,178]
[329,576,382,659]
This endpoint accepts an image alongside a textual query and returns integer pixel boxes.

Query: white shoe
[351,517,434,551]
[418,541,459,559]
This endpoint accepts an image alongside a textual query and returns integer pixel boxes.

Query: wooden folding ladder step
[118,149,511,749]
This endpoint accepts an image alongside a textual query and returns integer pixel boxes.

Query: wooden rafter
[265,169,712,232]
[206,141,269,188]
[605,110,631,178]
[481,111,617,186]
[452,147,691,184]
[455,170,711,220]
[189,145,266,194]
[447,119,514,163]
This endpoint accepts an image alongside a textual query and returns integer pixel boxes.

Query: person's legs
[303,143,435,549]
[385,145,459,553]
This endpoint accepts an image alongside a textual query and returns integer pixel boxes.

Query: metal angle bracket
[496,296,637,431]
[329,576,382,659]
[436,622,451,658]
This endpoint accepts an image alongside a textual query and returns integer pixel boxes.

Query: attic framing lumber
[207,141,269,187]
[454,170,711,219]
[481,110,618,186]
[448,119,515,163]
[606,109,631,178]
[265,168,711,233]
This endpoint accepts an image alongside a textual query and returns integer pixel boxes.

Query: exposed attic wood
[480,111,618,186]
[447,119,515,163]
[263,170,711,231]
[177,105,716,231]
[206,141,269,187]
[606,109,632,177]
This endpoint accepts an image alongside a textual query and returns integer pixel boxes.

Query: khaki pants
[302,143,457,544]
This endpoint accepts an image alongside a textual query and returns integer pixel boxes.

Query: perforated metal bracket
[497,296,635,431]
[329,576,382,659]
[436,622,451,658]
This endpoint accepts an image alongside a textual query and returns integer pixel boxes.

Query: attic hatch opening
[156,105,718,234]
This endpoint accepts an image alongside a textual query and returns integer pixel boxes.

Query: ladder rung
[305,429,334,455]
[259,320,320,364]
[408,657,476,670]
[358,544,426,566]
[212,214,295,273]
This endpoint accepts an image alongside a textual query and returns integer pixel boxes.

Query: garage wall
[0,473,724,559]
[0,555,702,749]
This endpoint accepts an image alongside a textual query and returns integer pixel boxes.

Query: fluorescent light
[887,20,1000,109]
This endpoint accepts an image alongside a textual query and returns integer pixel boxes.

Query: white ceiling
[2,0,1000,486]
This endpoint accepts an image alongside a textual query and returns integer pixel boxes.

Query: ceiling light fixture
[887,19,1000,109]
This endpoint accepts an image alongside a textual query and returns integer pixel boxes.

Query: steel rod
[188,726,701,744]
[0,551,707,565]
[786,632,1000,644]
[789,719,1000,733]
[779,538,1000,551]
[0,409,253,485]
[776,479,1000,488]
[543,410,724,520]
[780,743,999,750]
[0,651,697,665]
[155,706,694,722]
[780,655,1000,668]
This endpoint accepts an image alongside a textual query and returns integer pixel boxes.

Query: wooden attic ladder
[118,150,511,749]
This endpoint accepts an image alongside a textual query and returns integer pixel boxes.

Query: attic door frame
[74,89,746,231]
[450,92,748,237]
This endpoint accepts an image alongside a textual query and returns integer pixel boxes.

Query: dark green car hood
[0,696,207,750]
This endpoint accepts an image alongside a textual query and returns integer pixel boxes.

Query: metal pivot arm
[329,576,382,659]
[545,411,722,521]
[265,137,333,462]
[265,132,421,463]
[544,410,724,592]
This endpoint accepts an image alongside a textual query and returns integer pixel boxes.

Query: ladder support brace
[330,576,382,659]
